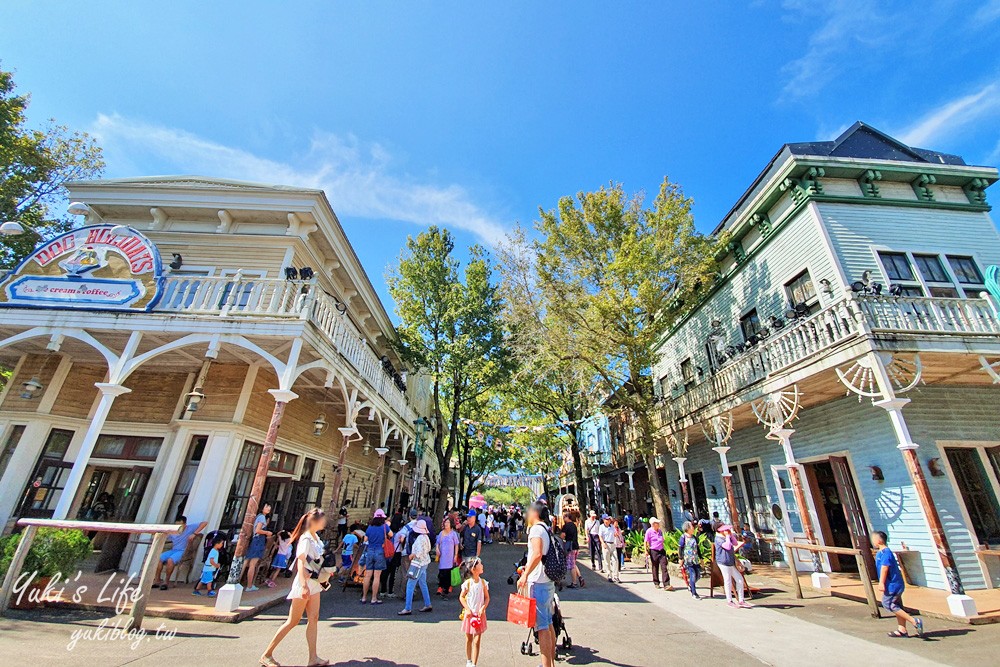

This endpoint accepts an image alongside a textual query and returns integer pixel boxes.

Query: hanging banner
[0,224,163,311]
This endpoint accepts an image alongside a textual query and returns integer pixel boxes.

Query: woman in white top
[260,508,328,667]
[517,501,555,667]
[398,521,433,614]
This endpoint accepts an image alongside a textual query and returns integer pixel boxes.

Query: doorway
[946,447,1000,547]
[284,479,325,529]
[689,471,709,519]
[804,457,875,578]
[88,466,152,572]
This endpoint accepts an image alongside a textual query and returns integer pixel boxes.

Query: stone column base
[811,572,832,590]
[946,594,978,617]
[214,582,244,612]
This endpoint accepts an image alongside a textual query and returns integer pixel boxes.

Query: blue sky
[3,1,1000,313]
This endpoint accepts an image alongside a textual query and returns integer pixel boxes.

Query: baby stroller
[520,591,572,657]
[507,552,573,657]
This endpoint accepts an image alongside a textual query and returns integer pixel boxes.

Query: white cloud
[89,113,508,245]
[973,0,1000,25]
[897,83,1000,147]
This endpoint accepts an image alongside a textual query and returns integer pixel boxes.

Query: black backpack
[542,526,567,583]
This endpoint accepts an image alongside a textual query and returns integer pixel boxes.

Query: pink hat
[718,524,733,533]
[373,509,387,518]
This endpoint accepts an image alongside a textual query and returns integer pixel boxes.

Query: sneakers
[664,585,674,591]
[727,601,738,608]
[607,577,613,583]
[739,601,754,609]
[208,590,217,597]
[192,590,202,596]
[914,618,924,636]
[246,586,259,592]
[654,584,661,589]
[692,594,701,600]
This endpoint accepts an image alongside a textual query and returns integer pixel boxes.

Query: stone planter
[10,575,52,609]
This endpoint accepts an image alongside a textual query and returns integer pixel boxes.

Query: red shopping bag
[507,593,537,627]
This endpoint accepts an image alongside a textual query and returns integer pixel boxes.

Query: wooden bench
[976,547,1000,589]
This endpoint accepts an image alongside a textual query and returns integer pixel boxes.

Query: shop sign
[0,224,163,311]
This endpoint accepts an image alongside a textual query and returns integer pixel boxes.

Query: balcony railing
[154,274,416,424]
[660,292,1000,425]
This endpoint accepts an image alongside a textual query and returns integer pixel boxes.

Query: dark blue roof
[786,122,966,165]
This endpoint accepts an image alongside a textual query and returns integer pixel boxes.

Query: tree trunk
[432,387,462,519]
[568,425,589,519]
[644,452,671,530]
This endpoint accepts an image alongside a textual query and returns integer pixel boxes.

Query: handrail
[856,293,1000,335]
[783,541,880,618]
[1,518,182,628]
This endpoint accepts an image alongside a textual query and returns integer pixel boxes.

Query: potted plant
[623,530,645,565]
[0,528,92,608]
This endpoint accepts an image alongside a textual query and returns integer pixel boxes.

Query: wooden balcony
[155,274,416,424]
[658,292,1000,428]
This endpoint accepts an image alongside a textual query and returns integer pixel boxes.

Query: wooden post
[127,532,168,630]
[856,549,881,619]
[786,464,822,573]
[785,543,803,600]
[0,525,38,615]
[227,391,295,584]
[722,474,742,531]
[370,449,389,514]
[327,428,354,516]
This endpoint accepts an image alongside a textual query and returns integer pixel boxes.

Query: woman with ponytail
[260,508,329,667]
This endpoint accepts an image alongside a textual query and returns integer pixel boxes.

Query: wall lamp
[185,387,206,412]
[868,465,884,482]
[927,457,946,477]
[20,376,44,400]
[709,485,717,495]
[313,414,329,436]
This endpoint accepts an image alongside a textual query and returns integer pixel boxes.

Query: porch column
[395,459,408,506]
[52,382,132,519]
[713,446,741,531]
[875,397,977,617]
[370,447,390,513]
[327,426,358,516]
[773,428,825,583]
[673,456,690,509]
[216,388,297,612]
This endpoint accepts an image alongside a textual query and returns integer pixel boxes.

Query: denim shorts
[200,570,216,584]
[882,591,904,613]
[365,549,387,571]
[531,580,556,630]
[160,548,185,564]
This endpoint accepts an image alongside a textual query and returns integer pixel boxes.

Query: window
[93,435,163,461]
[657,375,670,397]
[166,435,208,522]
[947,256,987,297]
[0,425,26,483]
[879,252,915,282]
[219,269,267,311]
[680,358,695,390]
[221,440,264,532]
[741,462,773,534]
[301,457,317,481]
[784,270,819,314]
[18,429,74,519]
[740,309,761,342]
[269,449,299,475]
[913,255,959,298]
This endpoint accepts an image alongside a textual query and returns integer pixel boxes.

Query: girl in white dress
[261,508,329,667]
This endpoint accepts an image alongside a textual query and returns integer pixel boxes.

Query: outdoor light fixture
[0,221,25,236]
[671,489,677,498]
[312,414,328,436]
[889,284,903,297]
[299,266,315,280]
[333,297,347,314]
[927,457,946,477]
[819,278,834,294]
[709,485,717,495]
[362,441,372,456]
[769,315,786,330]
[169,253,183,270]
[868,465,884,482]
[185,386,206,412]
[284,267,299,280]
[19,376,44,400]
[67,202,90,216]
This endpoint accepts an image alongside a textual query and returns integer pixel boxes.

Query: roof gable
[827,123,927,162]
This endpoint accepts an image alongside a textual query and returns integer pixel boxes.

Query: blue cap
[467,509,478,517]
[601,514,610,520]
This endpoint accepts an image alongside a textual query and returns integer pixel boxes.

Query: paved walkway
[0,540,996,666]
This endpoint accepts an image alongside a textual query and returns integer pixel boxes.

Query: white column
[0,420,51,526]
[52,382,132,519]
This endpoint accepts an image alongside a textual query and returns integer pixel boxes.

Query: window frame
[783,269,820,315]
[876,250,986,299]
[739,308,761,342]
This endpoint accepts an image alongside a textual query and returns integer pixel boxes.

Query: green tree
[532,179,720,528]
[497,226,599,518]
[388,227,514,519]
[0,65,104,390]
[455,394,516,506]
[0,65,104,270]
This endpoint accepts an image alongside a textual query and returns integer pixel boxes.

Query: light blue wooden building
[650,122,1000,617]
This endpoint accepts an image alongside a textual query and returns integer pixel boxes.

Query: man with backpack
[517,500,565,667]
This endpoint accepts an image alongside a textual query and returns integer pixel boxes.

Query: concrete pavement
[0,540,995,666]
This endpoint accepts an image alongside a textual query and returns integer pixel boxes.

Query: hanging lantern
[312,413,328,436]
[185,386,206,412]
[19,376,44,400]
[362,441,372,456]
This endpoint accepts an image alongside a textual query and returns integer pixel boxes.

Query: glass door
[771,464,827,571]
[946,447,1000,547]
[18,429,74,519]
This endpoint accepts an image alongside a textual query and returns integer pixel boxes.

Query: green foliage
[482,486,533,508]
[0,65,104,269]
[0,528,92,580]
[387,227,514,515]
[660,528,713,564]
[623,529,645,556]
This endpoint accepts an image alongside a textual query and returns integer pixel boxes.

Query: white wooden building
[650,123,1000,616]
[0,177,437,572]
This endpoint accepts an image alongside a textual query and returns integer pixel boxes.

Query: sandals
[419,606,433,613]
[259,656,280,667]
[887,630,909,638]
[307,659,329,666]
[914,618,924,636]
[398,609,412,615]
[371,599,383,605]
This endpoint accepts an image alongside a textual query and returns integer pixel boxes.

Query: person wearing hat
[597,514,620,583]
[644,517,673,591]
[715,523,751,608]
[584,509,604,573]
[361,509,392,604]
[460,508,484,567]
[398,520,433,615]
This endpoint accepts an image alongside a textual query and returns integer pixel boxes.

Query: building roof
[67,175,326,194]
[713,121,973,235]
